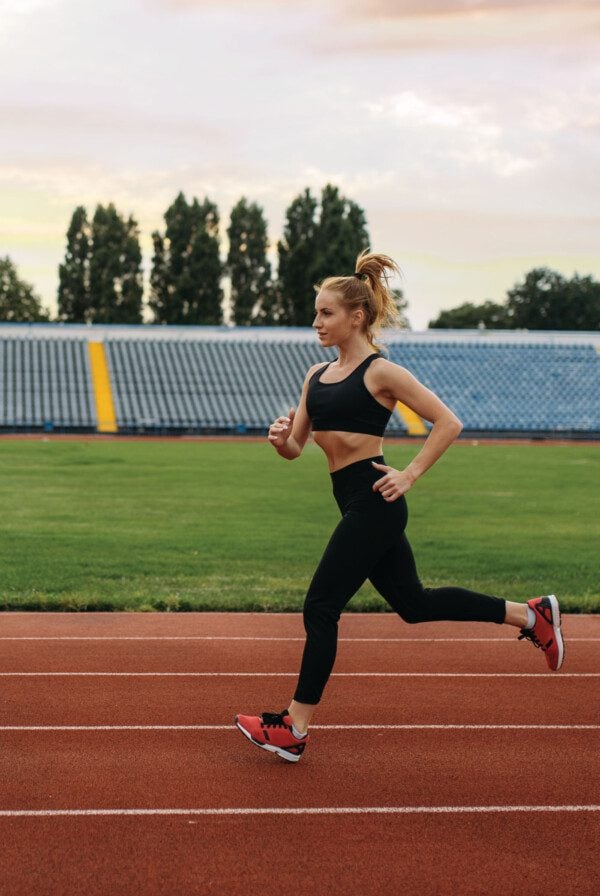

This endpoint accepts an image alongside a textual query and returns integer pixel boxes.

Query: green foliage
[429,300,510,330]
[55,182,375,326]
[89,204,143,323]
[506,267,600,330]
[226,198,274,325]
[276,188,319,325]
[57,206,90,322]
[149,192,224,324]
[430,268,600,331]
[277,184,370,325]
[0,256,50,322]
[57,203,143,323]
[0,440,597,612]
[391,288,411,330]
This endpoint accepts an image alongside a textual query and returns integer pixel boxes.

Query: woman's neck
[336,342,375,368]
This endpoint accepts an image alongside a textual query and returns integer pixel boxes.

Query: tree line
[429,269,600,331]
[1,181,598,330]
[0,183,407,328]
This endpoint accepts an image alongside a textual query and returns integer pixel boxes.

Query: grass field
[0,438,597,613]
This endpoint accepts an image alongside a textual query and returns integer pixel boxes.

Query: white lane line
[0,636,597,642]
[1,724,598,732]
[0,672,597,677]
[0,805,599,818]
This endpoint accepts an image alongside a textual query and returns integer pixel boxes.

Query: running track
[0,612,598,895]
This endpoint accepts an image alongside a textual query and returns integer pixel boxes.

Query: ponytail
[315,249,404,353]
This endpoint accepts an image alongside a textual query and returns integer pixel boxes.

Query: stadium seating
[388,342,600,433]
[104,338,406,434]
[1,325,599,437]
[0,335,95,431]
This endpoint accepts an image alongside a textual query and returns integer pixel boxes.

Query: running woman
[235,250,564,763]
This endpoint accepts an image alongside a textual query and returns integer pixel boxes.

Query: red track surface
[0,612,598,895]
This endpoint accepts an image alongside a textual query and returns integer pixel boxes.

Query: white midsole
[236,721,301,762]
[547,594,564,670]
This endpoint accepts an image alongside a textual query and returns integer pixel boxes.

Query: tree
[311,183,370,288]
[226,198,273,326]
[429,300,511,329]
[149,192,224,325]
[276,188,319,326]
[392,288,411,330]
[506,267,600,330]
[88,204,143,324]
[0,256,50,322]
[149,230,169,323]
[58,206,91,322]
[276,183,370,326]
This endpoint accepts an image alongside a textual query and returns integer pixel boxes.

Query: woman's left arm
[371,361,463,502]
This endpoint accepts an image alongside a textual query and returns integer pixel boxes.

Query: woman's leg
[289,505,391,730]
[368,527,508,624]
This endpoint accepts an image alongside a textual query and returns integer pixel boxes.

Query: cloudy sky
[1,0,599,329]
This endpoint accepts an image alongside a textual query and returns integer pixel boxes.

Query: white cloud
[367,92,499,135]
[529,89,600,133]
[365,91,537,178]
[0,0,58,12]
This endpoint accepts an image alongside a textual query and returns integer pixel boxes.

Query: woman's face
[313,290,359,347]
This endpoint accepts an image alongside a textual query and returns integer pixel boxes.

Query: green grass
[0,438,598,612]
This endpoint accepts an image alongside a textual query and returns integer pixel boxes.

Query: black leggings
[292,455,506,705]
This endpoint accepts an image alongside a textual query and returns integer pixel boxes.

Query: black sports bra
[305,352,393,437]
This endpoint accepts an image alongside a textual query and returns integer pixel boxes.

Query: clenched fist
[268,407,295,448]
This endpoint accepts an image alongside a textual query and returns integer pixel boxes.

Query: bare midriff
[311,431,385,473]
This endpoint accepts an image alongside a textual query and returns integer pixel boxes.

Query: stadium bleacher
[1,324,599,438]
[0,334,96,431]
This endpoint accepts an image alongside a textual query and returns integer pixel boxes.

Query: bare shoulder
[367,357,414,399]
[304,360,330,380]
[370,356,410,380]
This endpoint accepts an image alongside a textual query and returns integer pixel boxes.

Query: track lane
[1,612,598,639]
[1,728,598,810]
[1,676,597,726]
[1,611,598,895]
[0,637,594,673]
[1,813,599,896]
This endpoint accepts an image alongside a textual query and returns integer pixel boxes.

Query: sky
[1,0,599,329]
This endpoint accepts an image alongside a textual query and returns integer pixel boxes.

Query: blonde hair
[314,249,404,353]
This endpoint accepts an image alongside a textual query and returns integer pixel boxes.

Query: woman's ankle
[504,600,529,629]
[288,699,315,733]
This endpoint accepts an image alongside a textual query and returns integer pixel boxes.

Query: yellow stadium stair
[395,401,427,436]
[88,342,117,433]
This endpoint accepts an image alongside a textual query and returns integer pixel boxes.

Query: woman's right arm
[267,364,321,460]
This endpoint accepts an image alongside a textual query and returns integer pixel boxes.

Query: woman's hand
[371,461,415,502]
[268,407,295,447]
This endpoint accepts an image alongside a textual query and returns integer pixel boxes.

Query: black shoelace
[518,628,542,649]
[260,710,289,728]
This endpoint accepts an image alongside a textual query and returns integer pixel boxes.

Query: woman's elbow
[436,414,462,435]
[450,416,463,436]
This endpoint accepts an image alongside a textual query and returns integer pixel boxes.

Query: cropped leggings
[292,455,506,705]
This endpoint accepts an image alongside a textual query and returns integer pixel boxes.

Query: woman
[235,250,564,763]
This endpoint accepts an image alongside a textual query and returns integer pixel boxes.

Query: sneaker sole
[547,594,564,671]
[235,718,303,763]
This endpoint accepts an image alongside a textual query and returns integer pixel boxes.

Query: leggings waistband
[329,455,385,487]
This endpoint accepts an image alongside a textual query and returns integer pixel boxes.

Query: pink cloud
[343,0,598,17]
[151,0,598,12]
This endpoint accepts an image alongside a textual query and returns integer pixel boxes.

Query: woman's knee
[302,593,340,633]
[395,583,433,624]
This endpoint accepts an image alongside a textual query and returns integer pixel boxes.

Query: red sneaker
[235,709,309,763]
[518,594,564,671]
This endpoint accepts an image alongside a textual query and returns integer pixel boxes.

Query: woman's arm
[370,360,462,500]
[267,363,323,460]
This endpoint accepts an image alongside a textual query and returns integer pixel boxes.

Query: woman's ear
[352,307,365,328]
